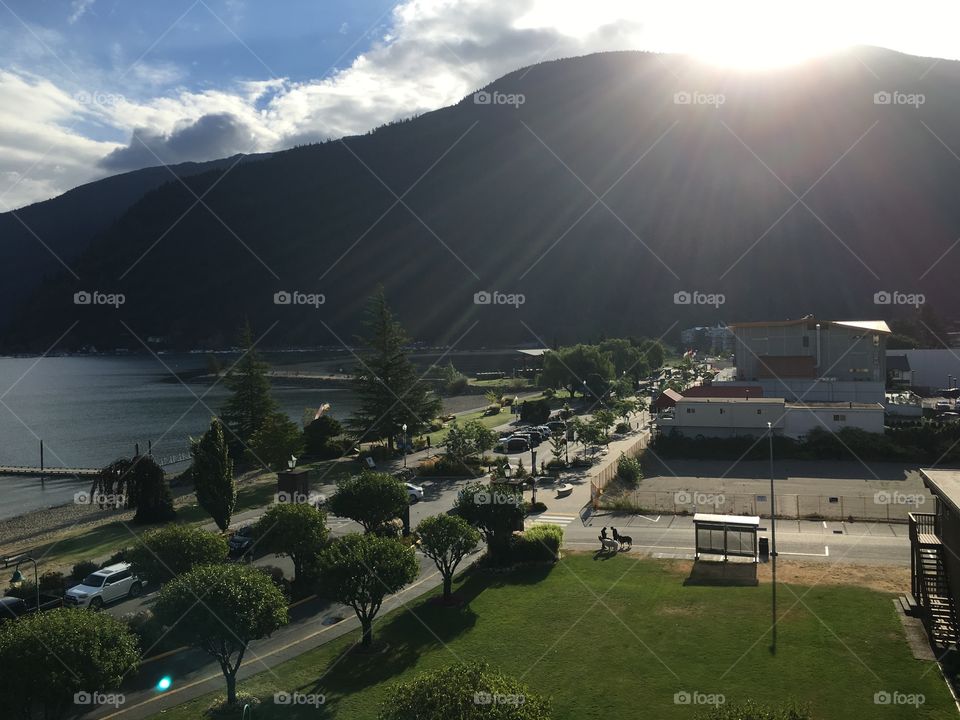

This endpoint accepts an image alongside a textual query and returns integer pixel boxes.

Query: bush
[101,549,128,567]
[418,455,484,477]
[510,524,563,563]
[524,501,548,514]
[71,560,99,583]
[615,422,631,434]
[125,524,228,585]
[39,571,66,596]
[520,399,551,425]
[616,452,643,488]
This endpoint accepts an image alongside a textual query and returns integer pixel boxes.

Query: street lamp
[513,396,520,419]
[10,556,39,610]
[767,421,777,654]
[402,423,408,467]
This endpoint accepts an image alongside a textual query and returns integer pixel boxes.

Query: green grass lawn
[154,555,955,719]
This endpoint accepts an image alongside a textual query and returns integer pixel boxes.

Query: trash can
[758,536,770,561]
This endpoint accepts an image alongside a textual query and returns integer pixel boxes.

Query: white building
[657,396,884,440]
[886,349,960,391]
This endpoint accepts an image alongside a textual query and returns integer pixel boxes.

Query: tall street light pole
[10,556,39,610]
[768,421,777,654]
[402,423,408,468]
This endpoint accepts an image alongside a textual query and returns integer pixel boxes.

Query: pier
[0,452,192,479]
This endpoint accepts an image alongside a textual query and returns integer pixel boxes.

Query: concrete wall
[734,322,886,383]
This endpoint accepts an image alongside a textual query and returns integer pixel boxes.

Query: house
[723,316,890,403]
[656,396,884,439]
[886,349,960,392]
[651,388,683,412]
[908,469,960,648]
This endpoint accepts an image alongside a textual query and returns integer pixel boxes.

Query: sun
[682,3,851,70]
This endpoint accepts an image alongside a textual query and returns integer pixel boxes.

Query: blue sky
[1,0,958,209]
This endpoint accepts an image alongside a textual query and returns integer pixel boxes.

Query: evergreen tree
[191,418,236,531]
[349,288,441,451]
[221,322,276,455]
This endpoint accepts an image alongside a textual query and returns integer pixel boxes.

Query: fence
[593,434,649,493]
[599,489,933,522]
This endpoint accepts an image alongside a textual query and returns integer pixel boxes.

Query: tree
[592,409,617,445]
[91,454,175,524]
[445,420,496,465]
[378,661,551,720]
[191,418,236,531]
[126,524,228,585]
[247,411,304,471]
[349,288,441,451]
[221,322,276,454]
[549,430,567,464]
[303,414,344,458]
[327,471,409,533]
[0,608,139,720]
[633,337,665,370]
[316,534,419,647]
[454,481,524,565]
[415,515,480,602]
[598,338,649,380]
[541,345,614,397]
[153,564,288,706]
[520,398,551,424]
[254,502,329,583]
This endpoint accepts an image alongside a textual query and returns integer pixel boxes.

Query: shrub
[615,421,631,434]
[616,452,643,488]
[510,524,563,563]
[697,700,811,720]
[524,501,548,514]
[101,549,128,567]
[125,524,229,585]
[39,571,66,596]
[418,455,484,477]
[520,399,551,425]
[71,560,99,583]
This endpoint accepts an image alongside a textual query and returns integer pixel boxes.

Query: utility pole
[768,421,777,654]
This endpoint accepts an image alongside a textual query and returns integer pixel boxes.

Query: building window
[686,408,696,414]
[833,414,846,422]
[756,409,762,415]
[719,408,725,415]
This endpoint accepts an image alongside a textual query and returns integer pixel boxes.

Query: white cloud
[3,0,960,208]
[68,0,96,25]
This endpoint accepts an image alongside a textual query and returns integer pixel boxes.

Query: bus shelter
[693,513,760,562]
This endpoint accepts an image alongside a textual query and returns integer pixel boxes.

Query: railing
[909,512,937,538]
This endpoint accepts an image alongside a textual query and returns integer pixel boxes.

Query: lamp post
[10,556,39,610]
[402,423,408,468]
[767,421,777,654]
[513,396,520,420]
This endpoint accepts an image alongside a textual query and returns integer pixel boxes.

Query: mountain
[0,154,269,330]
[4,47,960,353]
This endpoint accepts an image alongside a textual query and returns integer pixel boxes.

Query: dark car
[228,525,256,558]
[546,421,567,434]
[505,437,530,453]
[1,594,62,622]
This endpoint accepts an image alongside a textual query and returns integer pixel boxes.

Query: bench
[556,484,573,498]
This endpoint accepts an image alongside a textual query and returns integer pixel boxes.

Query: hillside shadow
[683,559,758,587]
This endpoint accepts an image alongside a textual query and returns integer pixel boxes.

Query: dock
[0,466,99,478]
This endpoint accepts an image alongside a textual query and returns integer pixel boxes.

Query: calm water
[0,354,359,519]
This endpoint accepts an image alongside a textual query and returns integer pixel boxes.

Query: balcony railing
[909,512,937,539]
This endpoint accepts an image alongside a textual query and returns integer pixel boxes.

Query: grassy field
[154,555,954,719]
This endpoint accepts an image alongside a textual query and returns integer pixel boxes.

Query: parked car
[936,401,951,413]
[546,421,567,434]
[228,525,256,558]
[0,594,62,623]
[393,468,417,483]
[505,437,530,453]
[406,482,424,503]
[64,563,143,610]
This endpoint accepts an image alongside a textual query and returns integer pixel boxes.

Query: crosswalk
[525,512,579,528]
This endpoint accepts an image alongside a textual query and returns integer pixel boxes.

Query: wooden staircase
[914,533,959,648]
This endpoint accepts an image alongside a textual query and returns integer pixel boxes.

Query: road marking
[526,513,578,527]
[636,514,662,523]
[779,546,830,558]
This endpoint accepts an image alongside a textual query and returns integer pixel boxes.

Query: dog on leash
[611,527,632,550]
